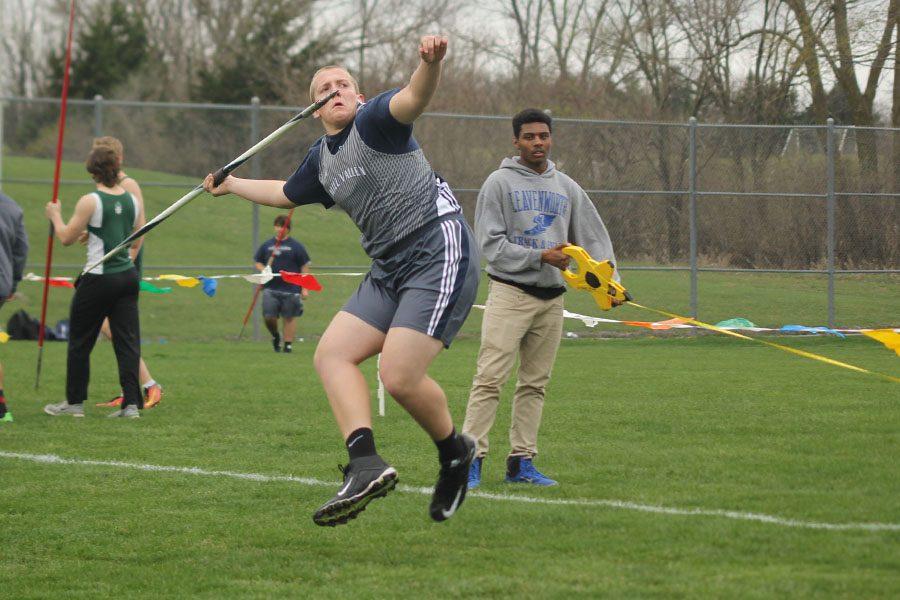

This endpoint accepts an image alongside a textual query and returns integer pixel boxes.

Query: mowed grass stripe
[3,450,898,532]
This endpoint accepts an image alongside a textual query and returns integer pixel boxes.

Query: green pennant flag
[140,280,172,294]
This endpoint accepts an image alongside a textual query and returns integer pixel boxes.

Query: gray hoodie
[475,157,617,288]
[0,192,29,299]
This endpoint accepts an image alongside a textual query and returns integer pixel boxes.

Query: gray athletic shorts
[343,214,480,348]
[262,288,303,318]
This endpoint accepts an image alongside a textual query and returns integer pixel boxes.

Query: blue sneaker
[468,456,483,489]
[505,456,558,486]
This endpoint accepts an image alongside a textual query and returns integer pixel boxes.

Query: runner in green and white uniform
[88,137,164,410]
[44,144,146,418]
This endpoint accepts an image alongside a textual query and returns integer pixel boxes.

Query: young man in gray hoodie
[463,108,620,488]
[0,192,29,424]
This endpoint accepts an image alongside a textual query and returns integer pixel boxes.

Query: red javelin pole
[238,208,295,340]
[36,0,76,389]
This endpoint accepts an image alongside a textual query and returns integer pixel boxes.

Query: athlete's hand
[541,243,571,270]
[77,231,89,245]
[419,35,448,64]
[203,173,231,197]
[45,201,62,220]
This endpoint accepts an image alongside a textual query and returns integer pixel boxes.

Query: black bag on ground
[7,309,41,340]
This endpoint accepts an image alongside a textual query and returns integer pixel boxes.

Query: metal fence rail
[2,95,898,330]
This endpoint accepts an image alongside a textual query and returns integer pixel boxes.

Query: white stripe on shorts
[428,220,462,336]
[435,178,461,216]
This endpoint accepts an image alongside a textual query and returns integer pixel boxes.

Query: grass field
[1,155,899,597]
[2,336,899,597]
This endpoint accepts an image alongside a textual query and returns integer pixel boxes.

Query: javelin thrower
[203,36,481,527]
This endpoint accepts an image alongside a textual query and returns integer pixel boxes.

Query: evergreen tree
[45,0,148,98]
[192,2,334,104]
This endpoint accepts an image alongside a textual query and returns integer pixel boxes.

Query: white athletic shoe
[44,402,85,417]
[107,405,140,419]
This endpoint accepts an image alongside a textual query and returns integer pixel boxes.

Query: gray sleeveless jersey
[317,123,460,258]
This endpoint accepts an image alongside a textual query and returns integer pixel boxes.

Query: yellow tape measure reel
[561,245,631,310]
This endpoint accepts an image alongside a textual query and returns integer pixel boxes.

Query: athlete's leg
[510,295,563,457]
[311,311,397,527]
[464,281,534,457]
[100,318,112,340]
[379,327,452,440]
[107,272,142,409]
[65,276,110,405]
[0,361,7,420]
[263,317,279,338]
[139,358,152,386]
[283,316,296,343]
[313,311,385,439]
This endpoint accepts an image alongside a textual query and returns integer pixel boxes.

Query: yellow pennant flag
[157,274,201,288]
[862,329,900,357]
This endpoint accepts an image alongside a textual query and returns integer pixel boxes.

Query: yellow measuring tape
[561,245,899,384]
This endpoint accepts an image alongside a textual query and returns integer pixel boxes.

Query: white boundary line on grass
[2,450,898,532]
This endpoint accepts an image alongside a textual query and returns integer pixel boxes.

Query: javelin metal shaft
[81,90,338,276]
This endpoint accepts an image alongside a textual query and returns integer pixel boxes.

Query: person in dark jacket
[0,192,29,423]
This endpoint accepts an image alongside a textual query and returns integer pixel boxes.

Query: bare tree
[507,0,546,89]
[612,0,699,260]
[0,0,55,97]
[785,0,897,175]
[894,19,900,194]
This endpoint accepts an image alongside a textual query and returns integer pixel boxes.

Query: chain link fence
[2,96,898,328]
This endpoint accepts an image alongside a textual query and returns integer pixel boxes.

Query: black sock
[346,427,377,460]
[435,428,466,464]
[0,390,6,418]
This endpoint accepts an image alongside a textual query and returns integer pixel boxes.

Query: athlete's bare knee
[380,368,420,400]
[313,345,335,376]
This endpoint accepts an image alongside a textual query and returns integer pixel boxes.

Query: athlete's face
[514,122,552,172]
[312,68,364,132]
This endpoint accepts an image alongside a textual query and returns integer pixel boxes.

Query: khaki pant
[463,279,564,458]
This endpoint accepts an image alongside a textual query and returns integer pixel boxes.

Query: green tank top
[85,190,137,275]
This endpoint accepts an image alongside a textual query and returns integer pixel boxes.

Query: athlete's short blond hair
[308,65,359,102]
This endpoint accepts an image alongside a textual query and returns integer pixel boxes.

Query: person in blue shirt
[204,35,479,527]
[253,214,311,353]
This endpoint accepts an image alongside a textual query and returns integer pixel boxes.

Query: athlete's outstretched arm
[203,174,294,208]
[389,35,448,125]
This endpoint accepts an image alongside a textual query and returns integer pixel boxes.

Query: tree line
[1,0,896,127]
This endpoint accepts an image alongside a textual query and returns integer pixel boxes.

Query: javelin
[35,0,76,389]
[81,89,338,276]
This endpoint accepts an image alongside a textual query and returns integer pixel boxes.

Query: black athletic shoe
[429,433,476,522]
[312,455,398,527]
[272,333,281,353]
[283,343,292,354]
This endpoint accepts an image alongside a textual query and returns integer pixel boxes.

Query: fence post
[93,94,104,137]
[688,117,698,318]
[826,118,836,328]
[250,96,262,340]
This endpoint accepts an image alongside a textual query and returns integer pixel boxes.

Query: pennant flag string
[17,272,898,363]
